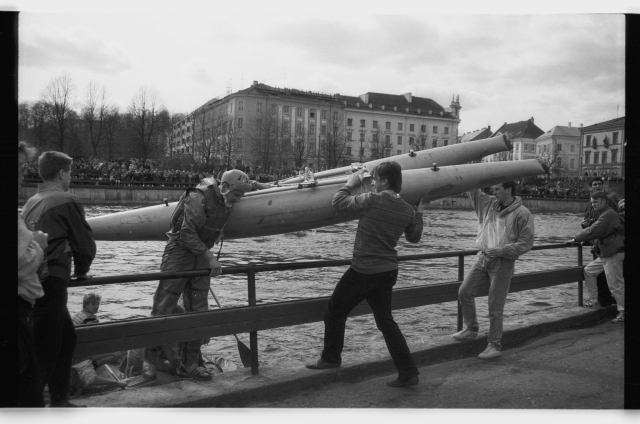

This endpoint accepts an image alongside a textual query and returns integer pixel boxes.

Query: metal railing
[71,243,585,375]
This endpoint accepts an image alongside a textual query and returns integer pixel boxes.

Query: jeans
[147,242,210,369]
[321,267,419,379]
[458,255,515,350]
[33,276,77,404]
[584,253,624,313]
[16,297,45,407]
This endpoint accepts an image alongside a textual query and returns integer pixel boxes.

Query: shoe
[185,364,213,381]
[584,300,601,309]
[305,358,341,370]
[612,312,625,323]
[142,361,157,380]
[169,365,194,379]
[452,328,478,341]
[387,375,419,388]
[478,344,501,359]
[50,400,87,408]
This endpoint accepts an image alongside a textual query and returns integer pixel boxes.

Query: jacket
[469,189,534,260]
[18,213,45,304]
[22,182,96,282]
[574,205,624,258]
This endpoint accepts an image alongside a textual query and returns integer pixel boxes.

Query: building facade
[458,126,491,143]
[486,118,544,162]
[533,124,582,177]
[579,116,625,179]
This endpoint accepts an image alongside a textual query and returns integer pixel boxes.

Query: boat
[87,158,547,241]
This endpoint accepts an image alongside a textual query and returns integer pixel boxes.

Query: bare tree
[103,106,122,161]
[30,101,53,150]
[272,118,291,171]
[82,82,109,156]
[320,112,347,169]
[191,108,223,169]
[245,113,277,171]
[291,128,312,168]
[126,86,166,160]
[367,131,392,160]
[18,102,32,142]
[219,117,241,169]
[41,72,76,152]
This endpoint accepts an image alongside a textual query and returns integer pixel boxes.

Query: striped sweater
[332,185,423,274]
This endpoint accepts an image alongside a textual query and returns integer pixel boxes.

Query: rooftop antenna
[617,104,619,118]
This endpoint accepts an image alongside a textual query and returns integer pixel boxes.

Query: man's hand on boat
[204,250,223,277]
[346,168,368,189]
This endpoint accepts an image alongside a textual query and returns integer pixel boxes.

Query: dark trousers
[33,276,77,404]
[16,297,45,407]
[321,268,419,379]
[593,252,615,306]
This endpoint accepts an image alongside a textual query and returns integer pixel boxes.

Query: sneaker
[305,358,341,370]
[611,312,625,324]
[452,328,478,341]
[142,361,157,380]
[185,364,213,381]
[387,375,419,388]
[478,344,501,359]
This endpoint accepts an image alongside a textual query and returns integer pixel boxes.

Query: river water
[70,206,585,370]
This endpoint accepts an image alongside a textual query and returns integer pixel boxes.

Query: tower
[450,94,461,118]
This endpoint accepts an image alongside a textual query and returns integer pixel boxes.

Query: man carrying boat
[452,181,534,359]
[306,161,427,388]
[144,170,265,381]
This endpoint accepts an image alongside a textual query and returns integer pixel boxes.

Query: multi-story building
[173,82,461,171]
[579,116,625,179]
[533,124,582,177]
[458,126,491,143]
[486,118,544,162]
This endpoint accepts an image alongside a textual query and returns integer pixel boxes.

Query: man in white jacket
[452,181,534,359]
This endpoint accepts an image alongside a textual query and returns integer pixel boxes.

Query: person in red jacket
[22,151,96,407]
[568,190,625,323]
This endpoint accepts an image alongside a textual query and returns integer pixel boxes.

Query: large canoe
[88,159,547,241]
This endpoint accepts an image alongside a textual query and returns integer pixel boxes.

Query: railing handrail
[70,243,571,287]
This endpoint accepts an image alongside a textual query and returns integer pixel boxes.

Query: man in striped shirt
[306,161,427,388]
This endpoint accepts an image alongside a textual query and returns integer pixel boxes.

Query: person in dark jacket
[569,191,624,323]
[22,150,96,407]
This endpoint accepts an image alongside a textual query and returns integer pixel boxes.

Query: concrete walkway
[74,306,624,408]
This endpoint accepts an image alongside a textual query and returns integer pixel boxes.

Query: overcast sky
[14,2,628,135]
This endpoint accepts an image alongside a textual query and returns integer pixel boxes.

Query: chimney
[530,117,534,123]
[488,125,491,132]
[252,80,258,86]
[568,122,571,127]
[580,123,583,128]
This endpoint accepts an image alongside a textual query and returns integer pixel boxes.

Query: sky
[11,1,631,136]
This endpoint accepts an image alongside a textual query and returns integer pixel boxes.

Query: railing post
[248,270,259,375]
[457,255,464,331]
[577,244,584,307]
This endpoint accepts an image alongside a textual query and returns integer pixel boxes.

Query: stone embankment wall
[19,185,594,213]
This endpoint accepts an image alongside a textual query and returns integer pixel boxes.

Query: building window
[432,139,438,148]
[398,123,403,131]
[570,159,575,169]
[296,123,302,134]
[310,109,315,118]
[309,123,315,134]
[257,102,262,112]
[444,140,449,146]
[373,120,378,129]
[585,135,591,147]
[386,122,391,130]
[347,118,353,126]
[238,101,244,111]
[433,126,438,134]
[557,158,562,167]
[515,144,519,152]
[570,144,575,153]
[321,124,327,134]
[410,124,414,132]
[347,132,352,141]
[347,146,352,155]
[585,151,590,164]
[297,108,302,117]
[397,136,402,145]
[557,144,562,151]
[594,152,599,164]
[385,135,391,144]
[525,145,528,152]
[334,111,339,121]
[360,119,365,127]
[271,104,277,115]
[409,137,414,145]
[420,137,426,147]
[360,132,365,142]
[283,106,290,115]
[444,127,449,135]
[612,149,618,162]
[236,138,243,150]
[602,152,607,164]
[613,132,618,144]
[321,110,327,119]
[237,118,243,129]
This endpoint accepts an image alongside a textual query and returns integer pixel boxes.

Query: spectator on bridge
[568,191,625,323]
[452,181,534,359]
[306,162,427,388]
[580,177,619,308]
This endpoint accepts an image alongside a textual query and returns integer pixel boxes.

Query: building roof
[580,116,625,133]
[491,119,544,140]
[539,125,582,138]
[459,127,491,142]
[339,92,454,119]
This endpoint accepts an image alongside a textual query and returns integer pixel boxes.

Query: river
[70,206,585,369]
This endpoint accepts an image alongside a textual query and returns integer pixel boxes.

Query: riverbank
[18,184,592,212]
[71,302,619,407]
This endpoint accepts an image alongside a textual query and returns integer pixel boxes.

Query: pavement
[73,305,625,409]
